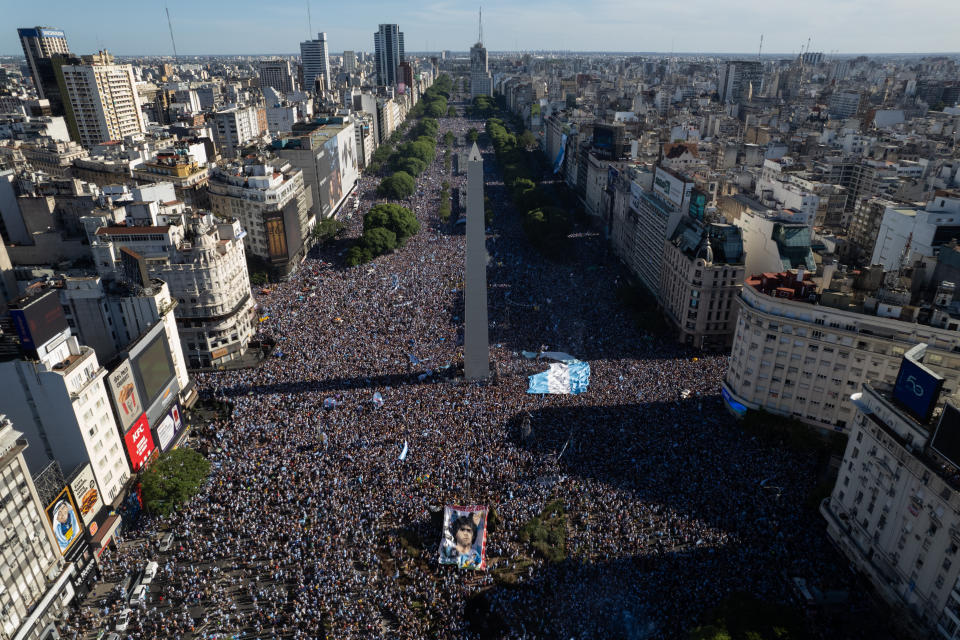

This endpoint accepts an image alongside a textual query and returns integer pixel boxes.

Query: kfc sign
[123,413,156,471]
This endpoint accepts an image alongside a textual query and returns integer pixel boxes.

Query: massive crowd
[75,101,870,640]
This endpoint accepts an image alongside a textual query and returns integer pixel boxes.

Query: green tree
[519,130,536,150]
[377,171,416,199]
[345,245,372,266]
[311,217,344,243]
[360,227,397,255]
[395,156,427,176]
[141,448,211,517]
[443,131,455,147]
[467,128,479,143]
[447,106,457,117]
[365,203,419,244]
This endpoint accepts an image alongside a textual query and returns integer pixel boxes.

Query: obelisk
[464,142,490,380]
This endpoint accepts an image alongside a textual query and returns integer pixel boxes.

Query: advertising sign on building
[107,359,143,432]
[156,403,184,451]
[68,464,103,529]
[652,167,693,211]
[124,413,156,472]
[45,487,81,556]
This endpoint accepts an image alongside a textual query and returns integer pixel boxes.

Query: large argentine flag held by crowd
[526,353,591,395]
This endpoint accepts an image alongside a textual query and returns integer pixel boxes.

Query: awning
[91,514,121,551]
[180,378,199,408]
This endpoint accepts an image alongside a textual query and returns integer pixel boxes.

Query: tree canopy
[377,171,416,199]
[141,448,211,517]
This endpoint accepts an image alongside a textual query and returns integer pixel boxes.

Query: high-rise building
[213,105,265,158]
[17,26,71,116]
[343,50,357,74]
[373,24,404,87]
[258,59,297,94]
[0,415,69,640]
[470,41,493,98]
[55,51,145,148]
[300,33,331,94]
[719,60,763,105]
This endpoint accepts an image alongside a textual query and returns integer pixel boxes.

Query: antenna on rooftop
[479,7,483,45]
[758,33,763,61]
[306,0,313,40]
[165,5,178,60]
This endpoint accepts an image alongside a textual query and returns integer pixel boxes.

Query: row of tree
[486,117,573,259]
[346,203,420,266]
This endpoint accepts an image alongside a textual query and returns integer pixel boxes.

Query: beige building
[660,217,745,349]
[56,51,145,148]
[723,272,960,432]
[823,381,960,638]
[207,158,311,276]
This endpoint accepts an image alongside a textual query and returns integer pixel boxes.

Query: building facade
[56,51,145,148]
[18,26,71,117]
[258,59,297,94]
[470,42,493,98]
[724,273,960,432]
[300,33,331,94]
[373,24,404,87]
[213,105,265,158]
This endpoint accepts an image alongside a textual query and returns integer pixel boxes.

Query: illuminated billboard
[931,404,960,470]
[107,359,144,432]
[893,352,944,424]
[124,413,156,472]
[45,487,81,555]
[132,333,175,409]
[10,290,68,352]
[156,403,184,451]
[68,464,103,529]
[438,505,488,570]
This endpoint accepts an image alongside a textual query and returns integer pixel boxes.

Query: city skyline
[2,0,960,57]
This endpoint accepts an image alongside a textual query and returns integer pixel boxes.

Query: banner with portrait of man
[438,505,488,570]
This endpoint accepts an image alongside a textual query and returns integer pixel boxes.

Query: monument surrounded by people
[464,142,490,380]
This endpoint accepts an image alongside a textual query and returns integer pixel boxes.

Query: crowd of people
[74,99,870,640]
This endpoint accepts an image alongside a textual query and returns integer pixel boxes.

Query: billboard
[931,404,960,469]
[439,505,488,570]
[156,403,184,451]
[553,133,567,174]
[107,359,144,432]
[893,355,944,424]
[68,464,103,529]
[652,167,693,211]
[10,290,68,352]
[45,487,81,555]
[265,215,288,260]
[124,413,156,472]
[132,333,175,408]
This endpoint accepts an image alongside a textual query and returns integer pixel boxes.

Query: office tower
[470,41,493,98]
[374,24,404,87]
[0,415,68,640]
[718,60,763,105]
[56,51,145,148]
[300,32,331,94]
[258,59,297,94]
[343,50,357,74]
[18,26,71,116]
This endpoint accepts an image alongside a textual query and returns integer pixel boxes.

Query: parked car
[114,609,132,631]
[142,561,158,584]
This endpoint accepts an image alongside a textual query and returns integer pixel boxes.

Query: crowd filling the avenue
[65,108,867,640]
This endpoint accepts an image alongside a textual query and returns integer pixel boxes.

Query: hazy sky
[2,0,959,56]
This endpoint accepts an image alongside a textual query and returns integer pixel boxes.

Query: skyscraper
[300,33,331,94]
[470,41,493,98]
[373,24,404,87]
[56,51,145,147]
[718,60,763,105]
[17,26,71,116]
[342,50,357,75]
[259,59,297,94]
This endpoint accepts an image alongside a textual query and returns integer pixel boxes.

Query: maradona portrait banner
[439,505,488,570]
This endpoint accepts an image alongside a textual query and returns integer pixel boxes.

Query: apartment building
[207,157,311,276]
[0,415,68,640]
[0,291,131,504]
[723,271,960,432]
[56,51,145,148]
[91,215,255,368]
[213,105,265,158]
[660,217,745,349]
[822,381,960,638]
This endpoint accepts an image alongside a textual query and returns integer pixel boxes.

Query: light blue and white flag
[527,360,591,395]
[399,441,409,461]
